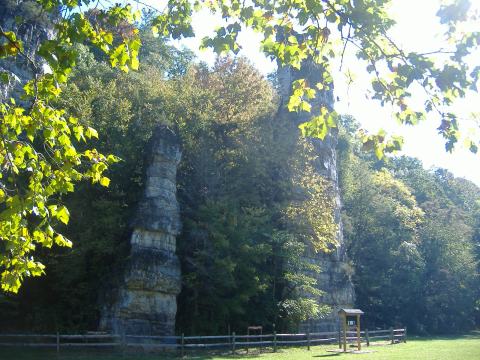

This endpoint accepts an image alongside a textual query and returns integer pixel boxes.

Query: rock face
[0,1,54,102]
[278,62,355,332]
[100,126,182,335]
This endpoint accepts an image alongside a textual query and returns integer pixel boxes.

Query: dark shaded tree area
[0,32,335,333]
[338,116,480,334]
[0,31,193,332]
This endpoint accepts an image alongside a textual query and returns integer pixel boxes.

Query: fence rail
[0,327,406,354]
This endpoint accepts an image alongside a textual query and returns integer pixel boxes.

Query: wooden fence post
[273,331,277,352]
[232,332,236,354]
[390,327,394,344]
[121,330,126,355]
[356,314,361,351]
[307,328,311,351]
[56,332,60,354]
[228,324,231,346]
[365,329,370,347]
[338,328,342,349]
[404,326,407,343]
[181,333,185,358]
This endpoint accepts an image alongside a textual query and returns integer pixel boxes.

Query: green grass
[3,333,480,360]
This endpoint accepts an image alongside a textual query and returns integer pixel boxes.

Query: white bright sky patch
[143,0,480,184]
[334,0,480,185]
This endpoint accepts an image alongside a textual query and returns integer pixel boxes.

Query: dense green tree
[339,129,425,329]
[0,35,192,330]
[2,0,480,292]
[389,158,479,332]
[172,58,336,333]
[0,46,337,333]
[339,117,480,333]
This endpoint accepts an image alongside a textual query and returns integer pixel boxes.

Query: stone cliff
[100,126,182,336]
[278,61,355,332]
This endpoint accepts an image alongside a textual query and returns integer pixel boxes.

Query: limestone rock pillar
[100,126,182,336]
[278,61,355,332]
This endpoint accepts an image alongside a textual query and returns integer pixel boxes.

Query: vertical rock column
[101,126,182,336]
[278,61,355,332]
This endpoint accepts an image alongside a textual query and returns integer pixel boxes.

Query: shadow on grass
[0,347,272,360]
[179,348,271,359]
[406,331,480,342]
[313,354,341,358]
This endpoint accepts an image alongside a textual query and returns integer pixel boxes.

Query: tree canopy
[338,116,479,333]
[1,0,479,292]
[0,19,477,334]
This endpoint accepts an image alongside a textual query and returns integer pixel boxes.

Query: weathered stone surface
[100,126,182,336]
[0,1,54,102]
[278,62,355,332]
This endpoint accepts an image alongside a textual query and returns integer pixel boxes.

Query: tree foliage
[1,0,479,296]
[339,116,480,333]
[170,58,336,333]
[0,37,339,332]
[0,0,140,292]
[183,0,480,154]
[1,39,478,332]
[0,29,195,329]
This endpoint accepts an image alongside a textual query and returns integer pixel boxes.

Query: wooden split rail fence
[0,327,406,355]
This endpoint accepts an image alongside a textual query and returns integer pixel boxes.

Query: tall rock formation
[278,61,355,332]
[100,126,182,336]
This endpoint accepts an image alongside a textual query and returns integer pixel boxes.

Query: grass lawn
[2,332,479,360]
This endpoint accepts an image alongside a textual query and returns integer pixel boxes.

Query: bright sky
[142,0,480,184]
[334,0,480,185]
